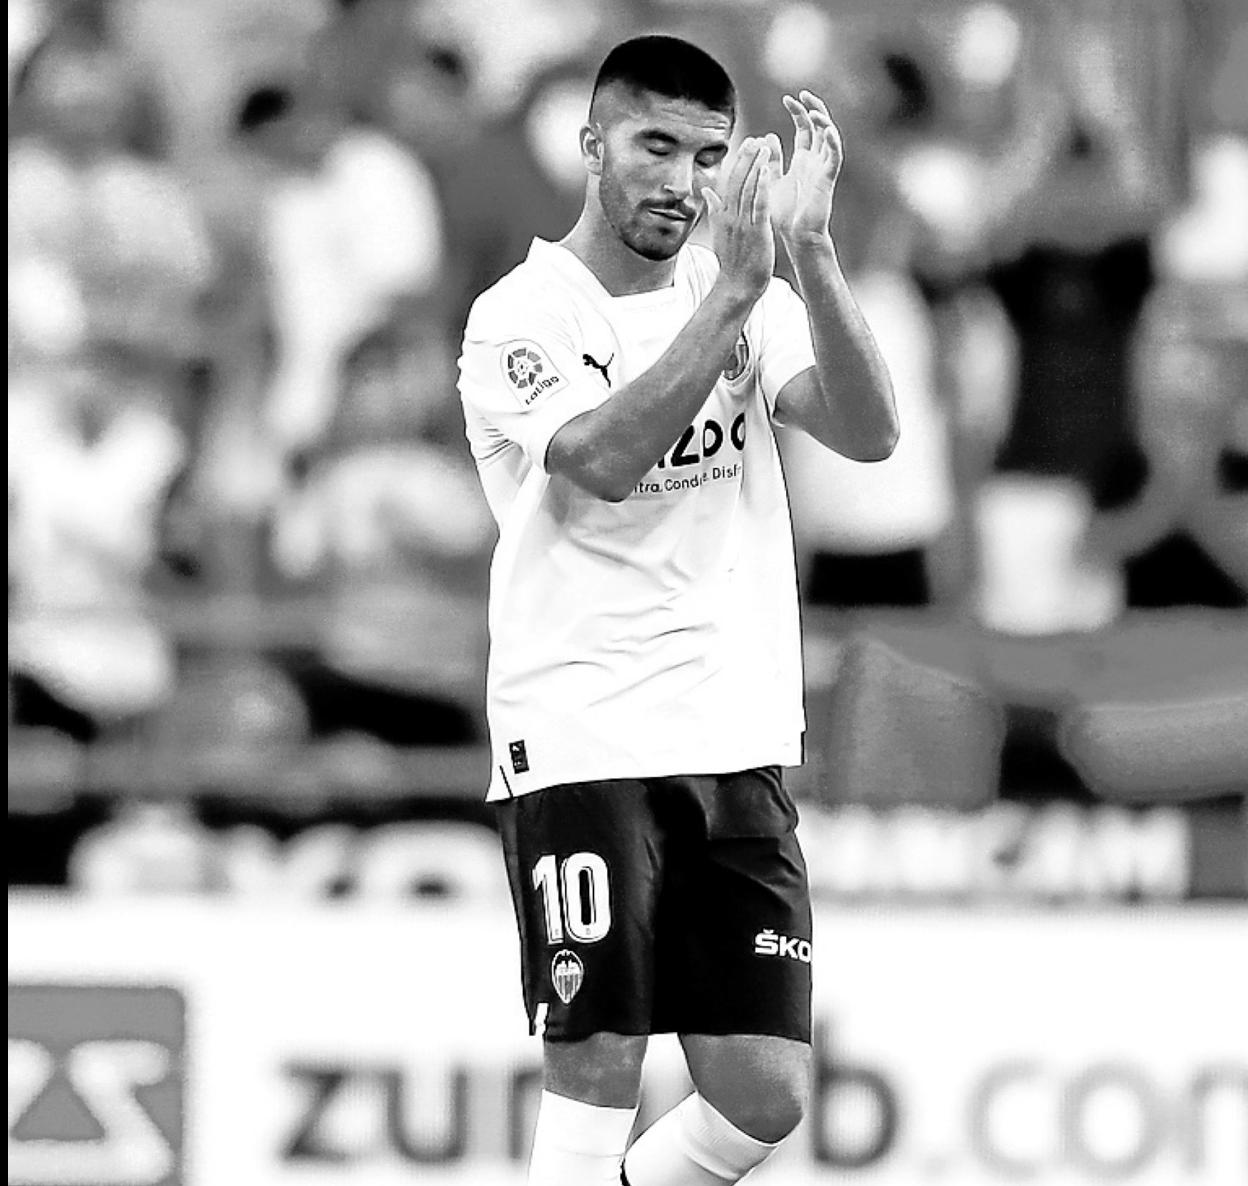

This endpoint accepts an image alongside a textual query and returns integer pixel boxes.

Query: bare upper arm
[773,365,821,433]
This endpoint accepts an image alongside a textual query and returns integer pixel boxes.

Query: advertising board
[16,798,1244,900]
[8,895,1246,1185]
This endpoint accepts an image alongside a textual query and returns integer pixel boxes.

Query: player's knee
[701,1044,811,1144]
[684,1034,812,1143]
[722,1070,809,1144]
[542,1032,648,1108]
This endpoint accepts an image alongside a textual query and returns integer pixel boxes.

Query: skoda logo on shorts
[506,346,545,390]
[722,333,750,382]
[551,950,585,1005]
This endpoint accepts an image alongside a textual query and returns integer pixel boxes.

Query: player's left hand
[763,90,843,245]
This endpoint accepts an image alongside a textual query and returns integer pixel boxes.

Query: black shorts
[494,766,813,1044]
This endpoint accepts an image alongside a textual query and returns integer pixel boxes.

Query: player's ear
[580,122,604,176]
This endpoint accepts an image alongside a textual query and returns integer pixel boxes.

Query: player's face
[595,93,733,261]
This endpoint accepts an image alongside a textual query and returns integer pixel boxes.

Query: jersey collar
[527,238,690,307]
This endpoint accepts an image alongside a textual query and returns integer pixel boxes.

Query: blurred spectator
[111,0,334,164]
[776,7,1043,614]
[268,320,494,747]
[1079,135,1248,610]
[247,83,447,463]
[8,0,49,102]
[381,39,595,337]
[146,649,311,790]
[9,345,189,740]
[8,3,216,363]
[418,0,609,115]
[185,56,448,543]
[815,1,1187,633]
[986,234,1154,486]
[985,0,1183,488]
[780,202,958,609]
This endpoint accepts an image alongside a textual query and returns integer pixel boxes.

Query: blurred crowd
[8,0,1248,776]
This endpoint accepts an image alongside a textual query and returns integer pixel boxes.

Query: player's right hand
[703,136,774,303]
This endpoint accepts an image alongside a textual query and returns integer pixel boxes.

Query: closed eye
[641,131,679,154]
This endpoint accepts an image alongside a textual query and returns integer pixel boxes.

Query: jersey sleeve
[752,275,817,416]
[457,295,610,473]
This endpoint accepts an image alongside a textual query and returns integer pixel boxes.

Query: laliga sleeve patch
[500,340,568,407]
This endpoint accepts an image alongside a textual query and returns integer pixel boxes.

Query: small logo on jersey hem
[551,950,585,1004]
[508,739,529,774]
[754,929,812,963]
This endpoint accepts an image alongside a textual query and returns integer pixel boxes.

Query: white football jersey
[458,238,816,799]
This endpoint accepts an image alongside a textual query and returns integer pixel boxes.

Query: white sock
[527,1090,638,1185]
[623,1093,780,1184]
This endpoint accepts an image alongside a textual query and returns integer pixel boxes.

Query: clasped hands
[704,90,843,293]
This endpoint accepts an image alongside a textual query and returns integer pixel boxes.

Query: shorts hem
[538,1019,812,1044]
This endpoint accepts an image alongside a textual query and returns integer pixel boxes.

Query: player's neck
[560,209,677,298]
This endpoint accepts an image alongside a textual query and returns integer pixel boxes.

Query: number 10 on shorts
[532,853,612,944]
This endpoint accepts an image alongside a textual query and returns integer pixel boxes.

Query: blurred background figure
[965,0,1182,633]
[7,0,209,744]
[767,1,1102,627]
[269,317,493,748]
[9,344,188,742]
[189,29,448,540]
[245,68,447,474]
[779,194,959,611]
[1080,134,1248,610]
[8,0,215,363]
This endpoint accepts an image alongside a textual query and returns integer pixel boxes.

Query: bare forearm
[785,234,898,460]
[546,282,755,501]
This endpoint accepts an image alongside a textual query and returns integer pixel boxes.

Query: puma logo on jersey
[754,928,812,963]
[582,352,613,386]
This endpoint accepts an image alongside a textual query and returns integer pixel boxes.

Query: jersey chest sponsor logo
[500,340,567,406]
[633,409,748,496]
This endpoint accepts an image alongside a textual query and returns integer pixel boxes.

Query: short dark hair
[592,35,735,121]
